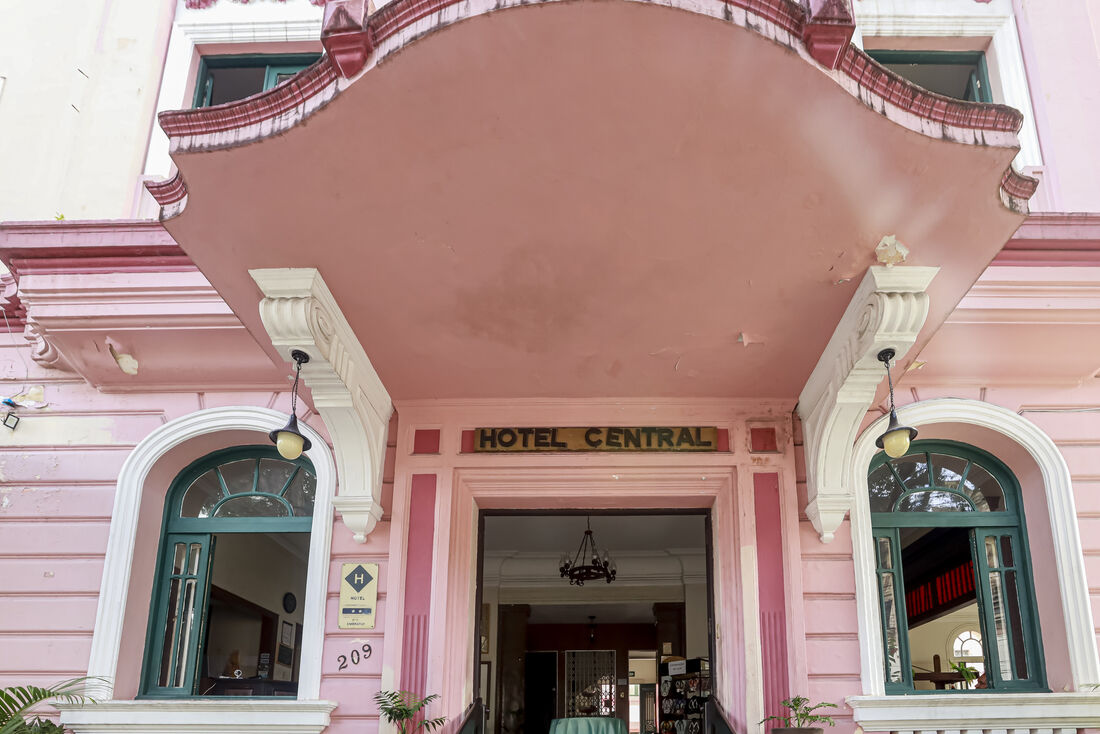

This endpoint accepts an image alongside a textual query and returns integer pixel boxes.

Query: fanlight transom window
[868,451,1006,514]
[180,456,316,518]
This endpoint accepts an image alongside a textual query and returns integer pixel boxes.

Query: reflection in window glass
[896,491,973,513]
[869,464,903,513]
[182,470,223,518]
[892,454,930,490]
[963,463,1004,512]
[213,495,290,518]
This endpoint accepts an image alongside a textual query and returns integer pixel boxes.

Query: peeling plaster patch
[875,234,909,267]
[1,495,9,510]
[0,414,116,447]
[736,332,763,347]
[105,337,139,375]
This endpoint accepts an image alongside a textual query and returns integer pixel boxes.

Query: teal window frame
[140,445,315,698]
[192,53,321,109]
[869,440,1046,694]
[865,50,993,104]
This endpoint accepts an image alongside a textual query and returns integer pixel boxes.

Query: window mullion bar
[278,466,301,498]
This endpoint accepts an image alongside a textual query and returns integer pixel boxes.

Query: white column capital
[251,267,392,542]
[796,265,938,542]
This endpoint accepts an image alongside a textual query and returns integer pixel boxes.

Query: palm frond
[0,677,107,728]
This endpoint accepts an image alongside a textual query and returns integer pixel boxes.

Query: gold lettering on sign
[474,427,718,452]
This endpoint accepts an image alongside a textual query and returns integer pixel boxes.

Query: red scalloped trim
[149,0,1036,210]
[145,170,187,206]
[1001,167,1040,201]
[159,56,339,138]
[839,47,1023,133]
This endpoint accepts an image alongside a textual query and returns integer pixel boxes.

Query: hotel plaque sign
[338,562,379,630]
[475,426,717,452]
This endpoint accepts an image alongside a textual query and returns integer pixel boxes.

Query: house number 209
[337,643,373,671]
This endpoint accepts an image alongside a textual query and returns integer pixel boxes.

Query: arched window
[142,446,316,698]
[868,441,1045,693]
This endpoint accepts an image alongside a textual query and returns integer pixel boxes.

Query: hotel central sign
[475,426,718,452]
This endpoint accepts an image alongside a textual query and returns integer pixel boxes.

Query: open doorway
[476,512,714,734]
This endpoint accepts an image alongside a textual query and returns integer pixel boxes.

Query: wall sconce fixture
[875,348,918,458]
[588,615,597,644]
[269,349,312,460]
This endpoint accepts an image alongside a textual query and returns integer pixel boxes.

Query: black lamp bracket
[291,350,311,366]
[877,348,896,365]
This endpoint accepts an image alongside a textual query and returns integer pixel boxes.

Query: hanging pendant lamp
[269,349,313,460]
[874,348,918,459]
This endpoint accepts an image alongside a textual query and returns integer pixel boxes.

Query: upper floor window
[865,50,992,103]
[869,441,1045,693]
[193,54,321,108]
[142,446,316,698]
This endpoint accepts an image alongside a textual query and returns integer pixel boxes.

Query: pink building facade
[1,1,1098,734]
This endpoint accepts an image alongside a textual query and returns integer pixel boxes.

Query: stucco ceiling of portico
[162,0,1029,399]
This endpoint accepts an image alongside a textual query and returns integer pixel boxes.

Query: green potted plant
[374,690,447,734]
[0,677,104,734]
[760,696,837,734]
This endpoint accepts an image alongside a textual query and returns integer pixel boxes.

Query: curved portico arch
[849,397,1100,695]
[85,406,336,701]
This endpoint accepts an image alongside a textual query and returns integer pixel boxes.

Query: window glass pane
[1004,570,1029,679]
[207,66,266,106]
[962,463,1004,512]
[876,537,893,569]
[879,573,903,682]
[187,543,202,575]
[984,535,999,567]
[212,495,289,518]
[258,458,297,495]
[896,490,972,512]
[930,453,968,490]
[284,470,316,517]
[181,469,223,518]
[218,459,256,494]
[173,578,198,688]
[158,577,182,687]
[988,571,1014,680]
[999,535,1015,567]
[869,464,904,513]
[892,454,930,490]
[171,542,187,574]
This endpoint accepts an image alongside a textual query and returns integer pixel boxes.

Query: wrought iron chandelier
[559,517,616,586]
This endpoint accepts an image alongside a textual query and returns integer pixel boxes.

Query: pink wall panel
[0,487,117,519]
[0,558,105,593]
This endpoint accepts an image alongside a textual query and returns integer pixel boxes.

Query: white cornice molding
[848,692,1100,731]
[59,699,337,734]
[796,265,939,542]
[251,267,393,542]
[851,398,1100,693]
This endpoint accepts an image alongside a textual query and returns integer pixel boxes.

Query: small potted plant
[760,696,837,734]
[374,690,447,734]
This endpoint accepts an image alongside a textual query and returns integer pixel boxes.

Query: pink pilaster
[399,474,437,697]
[754,472,789,721]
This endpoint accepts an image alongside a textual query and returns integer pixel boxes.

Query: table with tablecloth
[549,717,628,734]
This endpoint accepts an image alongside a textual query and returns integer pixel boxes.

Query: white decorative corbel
[251,268,392,542]
[796,265,938,542]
